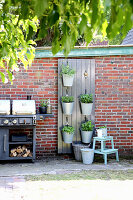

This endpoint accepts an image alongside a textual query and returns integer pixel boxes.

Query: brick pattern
[0,58,58,158]
[95,55,133,155]
[0,55,133,157]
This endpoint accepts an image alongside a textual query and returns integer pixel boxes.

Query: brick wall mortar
[0,55,132,157]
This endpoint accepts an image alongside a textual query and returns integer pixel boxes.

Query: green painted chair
[93,136,119,165]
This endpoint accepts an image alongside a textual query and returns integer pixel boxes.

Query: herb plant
[62,125,75,134]
[80,94,93,103]
[98,126,107,129]
[81,121,94,131]
[40,99,48,107]
[62,96,74,103]
[60,64,75,77]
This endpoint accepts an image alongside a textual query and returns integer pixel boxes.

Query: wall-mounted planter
[62,102,74,115]
[63,74,74,87]
[81,102,93,115]
[81,130,93,143]
[62,131,74,143]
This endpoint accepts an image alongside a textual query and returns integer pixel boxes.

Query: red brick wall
[0,55,133,157]
[95,55,133,156]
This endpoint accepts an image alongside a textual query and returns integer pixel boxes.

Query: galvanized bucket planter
[81,148,94,164]
[72,141,90,161]
[62,132,74,143]
[81,102,93,115]
[62,102,74,115]
[81,130,93,143]
[97,127,107,137]
[63,74,74,87]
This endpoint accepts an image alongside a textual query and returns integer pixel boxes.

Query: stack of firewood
[10,145,32,157]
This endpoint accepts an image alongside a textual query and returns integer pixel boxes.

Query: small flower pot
[39,106,47,114]
[81,130,93,143]
[97,127,107,137]
[62,132,74,143]
[81,148,94,164]
[81,102,93,115]
[63,74,74,87]
[62,102,74,115]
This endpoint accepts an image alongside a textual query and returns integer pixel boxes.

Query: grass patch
[26,170,133,181]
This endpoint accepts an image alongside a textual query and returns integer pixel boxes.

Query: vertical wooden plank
[81,59,86,123]
[90,59,95,125]
[76,59,82,141]
[58,59,63,153]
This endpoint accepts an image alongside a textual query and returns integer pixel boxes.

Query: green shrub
[62,96,74,103]
[81,121,94,131]
[62,125,75,133]
[40,99,48,107]
[60,64,75,77]
[80,94,93,103]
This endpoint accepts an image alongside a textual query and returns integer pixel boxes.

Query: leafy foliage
[62,125,75,133]
[62,96,74,103]
[60,64,75,77]
[40,99,48,107]
[1,0,133,83]
[81,121,94,131]
[80,94,93,103]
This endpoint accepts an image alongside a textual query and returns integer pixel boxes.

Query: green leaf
[79,14,87,34]
[0,72,5,83]
[34,0,48,17]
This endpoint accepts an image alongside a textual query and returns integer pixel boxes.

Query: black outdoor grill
[0,100,36,162]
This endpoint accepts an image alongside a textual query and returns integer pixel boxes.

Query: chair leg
[103,154,107,165]
[116,151,119,162]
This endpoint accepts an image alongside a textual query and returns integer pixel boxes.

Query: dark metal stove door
[0,129,9,159]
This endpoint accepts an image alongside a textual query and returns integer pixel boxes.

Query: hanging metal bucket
[81,103,93,115]
[81,130,93,143]
[62,132,74,143]
[63,74,74,87]
[62,102,74,115]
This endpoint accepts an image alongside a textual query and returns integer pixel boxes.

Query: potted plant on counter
[61,96,74,115]
[80,94,93,115]
[81,120,94,143]
[60,64,76,87]
[39,99,48,114]
[62,125,75,143]
[96,126,107,137]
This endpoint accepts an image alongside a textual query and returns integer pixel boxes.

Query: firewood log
[16,147,23,154]
[11,148,16,154]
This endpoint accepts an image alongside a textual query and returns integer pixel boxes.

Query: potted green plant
[62,125,75,143]
[39,99,48,114]
[80,94,93,115]
[96,126,107,137]
[81,120,94,143]
[60,64,76,87]
[61,96,74,115]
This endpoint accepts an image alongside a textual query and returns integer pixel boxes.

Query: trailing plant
[62,96,74,103]
[81,121,94,131]
[60,64,75,77]
[98,126,107,129]
[80,94,93,103]
[62,125,75,134]
[40,99,48,107]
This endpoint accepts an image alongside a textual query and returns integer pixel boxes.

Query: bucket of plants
[80,120,94,143]
[80,94,93,115]
[61,96,74,115]
[60,64,76,87]
[62,125,75,143]
[96,126,107,137]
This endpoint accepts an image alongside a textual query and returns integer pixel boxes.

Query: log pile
[10,145,32,157]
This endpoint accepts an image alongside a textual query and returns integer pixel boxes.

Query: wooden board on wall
[58,59,95,153]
